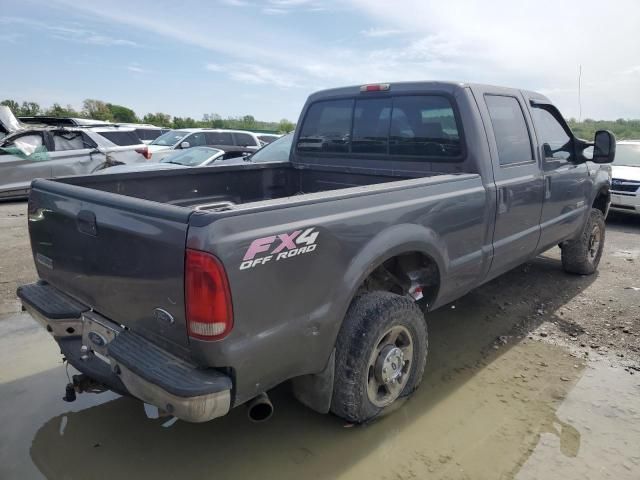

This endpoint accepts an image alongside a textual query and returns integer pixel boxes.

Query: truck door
[527,101,590,251]
[475,88,545,278]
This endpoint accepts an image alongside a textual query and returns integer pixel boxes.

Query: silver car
[0,125,150,200]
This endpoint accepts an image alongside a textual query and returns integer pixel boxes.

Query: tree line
[0,99,295,133]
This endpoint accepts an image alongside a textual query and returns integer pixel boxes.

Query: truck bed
[55,163,440,211]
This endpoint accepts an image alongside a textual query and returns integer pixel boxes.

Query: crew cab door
[527,100,590,250]
[475,87,544,277]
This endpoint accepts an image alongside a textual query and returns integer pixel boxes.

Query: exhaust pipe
[247,392,273,422]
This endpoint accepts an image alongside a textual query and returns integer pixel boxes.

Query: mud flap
[291,349,335,414]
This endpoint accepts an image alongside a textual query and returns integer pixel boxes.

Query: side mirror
[180,141,190,149]
[592,130,615,163]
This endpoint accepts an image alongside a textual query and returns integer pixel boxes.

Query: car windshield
[150,130,189,147]
[615,143,640,167]
[160,147,221,166]
[249,133,293,163]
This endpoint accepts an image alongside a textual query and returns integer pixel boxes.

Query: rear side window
[485,95,533,166]
[234,132,258,147]
[135,129,163,141]
[297,95,462,160]
[206,131,233,145]
[97,130,142,146]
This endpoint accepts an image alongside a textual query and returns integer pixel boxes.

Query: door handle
[544,176,552,199]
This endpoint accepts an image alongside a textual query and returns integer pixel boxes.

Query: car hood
[0,106,23,134]
[612,165,640,182]
[97,162,187,174]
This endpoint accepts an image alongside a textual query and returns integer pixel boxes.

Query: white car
[610,140,640,215]
[147,128,263,160]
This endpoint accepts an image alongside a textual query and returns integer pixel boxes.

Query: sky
[0,0,639,122]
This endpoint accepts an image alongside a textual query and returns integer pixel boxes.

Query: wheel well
[593,188,609,215]
[357,252,440,308]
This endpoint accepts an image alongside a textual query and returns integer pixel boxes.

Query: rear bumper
[610,192,640,214]
[17,282,232,423]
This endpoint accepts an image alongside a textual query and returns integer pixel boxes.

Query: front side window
[531,106,573,161]
[185,132,207,147]
[485,95,534,166]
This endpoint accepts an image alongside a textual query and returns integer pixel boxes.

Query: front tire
[330,291,428,424]
[561,208,605,275]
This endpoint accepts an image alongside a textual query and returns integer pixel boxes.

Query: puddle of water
[1,309,639,480]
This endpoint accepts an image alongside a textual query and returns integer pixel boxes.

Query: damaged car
[0,124,151,200]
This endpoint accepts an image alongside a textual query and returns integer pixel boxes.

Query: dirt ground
[0,200,639,479]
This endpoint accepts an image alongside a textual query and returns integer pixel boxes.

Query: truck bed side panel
[186,174,489,404]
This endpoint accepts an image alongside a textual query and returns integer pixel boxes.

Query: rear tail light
[185,249,233,341]
[135,146,151,160]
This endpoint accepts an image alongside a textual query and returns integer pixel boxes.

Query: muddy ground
[0,200,639,479]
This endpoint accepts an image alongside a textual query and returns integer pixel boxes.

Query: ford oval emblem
[88,331,107,347]
[154,308,175,326]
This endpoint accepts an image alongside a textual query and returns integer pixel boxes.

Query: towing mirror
[592,130,615,163]
[180,141,191,149]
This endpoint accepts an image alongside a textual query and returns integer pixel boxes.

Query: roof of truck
[306,80,551,104]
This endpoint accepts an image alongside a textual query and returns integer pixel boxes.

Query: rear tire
[330,291,428,424]
[561,208,605,275]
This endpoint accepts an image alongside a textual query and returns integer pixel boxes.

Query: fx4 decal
[240,227,319,270]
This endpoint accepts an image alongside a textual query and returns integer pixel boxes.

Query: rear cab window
[96,130,143,146]
[297,95,463,160]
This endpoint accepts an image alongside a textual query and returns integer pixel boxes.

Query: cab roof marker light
[360,83,390,92]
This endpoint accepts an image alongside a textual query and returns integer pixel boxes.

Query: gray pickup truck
[18,81,615,425]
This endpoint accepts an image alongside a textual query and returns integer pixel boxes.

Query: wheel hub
[376,346,405,384]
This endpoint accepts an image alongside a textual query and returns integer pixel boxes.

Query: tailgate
[27,178,192,349]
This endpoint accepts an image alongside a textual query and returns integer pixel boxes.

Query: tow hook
[62,373,107,402]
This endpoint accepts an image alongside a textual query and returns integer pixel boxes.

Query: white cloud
[127,63,150,74]
[220,0,251,6]
[0,16,140,47]
[262,7,287,15]
[207,62,300,88]
[360,27,403,38]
